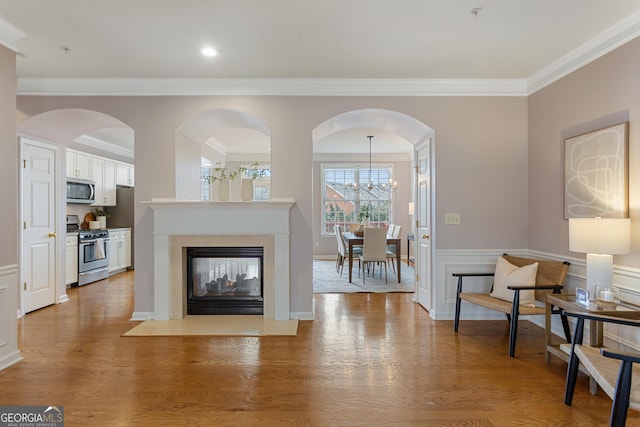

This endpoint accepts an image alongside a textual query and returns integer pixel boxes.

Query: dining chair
[336,225,361,277]
[387,224,396,238]
[334,225,343,272]
[387,225,402,277]
[359,227,388,284]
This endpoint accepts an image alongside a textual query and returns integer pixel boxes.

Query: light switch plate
[444,213,460,225]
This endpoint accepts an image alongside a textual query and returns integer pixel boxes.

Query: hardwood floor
[2,270,637,426]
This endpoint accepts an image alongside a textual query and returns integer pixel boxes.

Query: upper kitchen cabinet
[66,149,92,180]
[91,157,117,206]
[116,162,134,187]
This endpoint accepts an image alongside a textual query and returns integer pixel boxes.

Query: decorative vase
[241,179,254,201]
[218,179,230,202]
[97,216,107,229]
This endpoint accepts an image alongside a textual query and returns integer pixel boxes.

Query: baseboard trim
[0,350,23,371]
[130,312,154,321]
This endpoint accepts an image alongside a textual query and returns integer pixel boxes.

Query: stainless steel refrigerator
[106,186,135,268]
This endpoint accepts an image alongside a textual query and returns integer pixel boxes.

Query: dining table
[342,231,402,283]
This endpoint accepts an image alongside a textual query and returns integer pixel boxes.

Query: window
[201,167,212,201]
[322,164,394,235]
[242,164,270,201]
[201,164,271,201]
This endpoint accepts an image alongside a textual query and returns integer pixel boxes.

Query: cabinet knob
[422,234,430,239]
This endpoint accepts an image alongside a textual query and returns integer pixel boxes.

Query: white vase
[218,179,230,201]
[241,179,254,201]
[97,216,107,229]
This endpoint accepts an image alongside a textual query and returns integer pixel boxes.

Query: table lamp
[568,217,631,299]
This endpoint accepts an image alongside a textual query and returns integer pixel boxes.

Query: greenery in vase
[357,203,372,223]
[245,162,266,180]
[202,162,266,183]
[93,208,111,218]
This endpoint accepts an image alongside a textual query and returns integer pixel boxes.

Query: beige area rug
[313,259,414,293]
[123,315,298,337]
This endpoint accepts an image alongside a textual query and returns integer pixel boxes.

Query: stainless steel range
[78,228,110,286]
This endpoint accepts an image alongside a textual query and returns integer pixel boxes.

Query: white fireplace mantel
[146,199,295,321]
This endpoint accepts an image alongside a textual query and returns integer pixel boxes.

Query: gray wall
[0,45,17,266]
[15,94,529,317]
[529,36,640,269]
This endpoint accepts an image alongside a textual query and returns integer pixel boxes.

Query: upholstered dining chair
[387,224,396,238]
[334,225,343,272]
[336,225,361,277]
[386,225,402,277]
[359,227,388,284]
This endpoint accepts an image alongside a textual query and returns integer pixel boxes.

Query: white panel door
[415,141,432,313]
[22,142,57,313]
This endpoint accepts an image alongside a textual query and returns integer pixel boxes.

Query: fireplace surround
[148,199,294,321]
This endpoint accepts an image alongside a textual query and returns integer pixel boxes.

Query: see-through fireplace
[186,246,264,315]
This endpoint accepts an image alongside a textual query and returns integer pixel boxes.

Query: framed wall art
[564,122,629,219]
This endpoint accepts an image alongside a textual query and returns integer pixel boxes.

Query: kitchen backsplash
[66,204,105,220]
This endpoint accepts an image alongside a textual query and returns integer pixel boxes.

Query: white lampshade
[408,202,415,216]
[569,217,631,299]
[569,217,631,255]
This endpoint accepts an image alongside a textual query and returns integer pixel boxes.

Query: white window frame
[321,163,395,237]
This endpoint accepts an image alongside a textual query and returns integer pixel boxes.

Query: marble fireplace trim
[149,200,294,321]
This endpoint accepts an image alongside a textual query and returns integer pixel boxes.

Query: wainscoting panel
[435,249,640,353]
[0,264,23,370]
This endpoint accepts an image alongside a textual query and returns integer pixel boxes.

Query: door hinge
[23,221,27,229]
[415,274,419,282]
[23,282,27,291]
[415,220,419,228]
[414,165,419,173]
[22,159,26,168]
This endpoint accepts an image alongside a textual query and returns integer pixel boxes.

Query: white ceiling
[3,0,640,155]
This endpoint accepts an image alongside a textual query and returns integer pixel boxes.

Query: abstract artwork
[564,122,628,218]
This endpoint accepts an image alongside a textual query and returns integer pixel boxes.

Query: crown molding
[13,11,640,97]
[16,77,528,97]
[0,16,25,52]
[528,10,640,94]
[74,134,134,159]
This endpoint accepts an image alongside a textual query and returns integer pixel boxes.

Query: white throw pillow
[489,256,538,307]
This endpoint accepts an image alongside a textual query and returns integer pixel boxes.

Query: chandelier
[348,135,398,193]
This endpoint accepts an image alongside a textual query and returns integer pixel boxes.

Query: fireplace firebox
[186,246,264,315]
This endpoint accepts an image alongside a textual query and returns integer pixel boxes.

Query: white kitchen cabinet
[66,149,92,180]
[116,162,134,187]
[65,234,78,286]
[91,157,117,206]
[109,229,132,274]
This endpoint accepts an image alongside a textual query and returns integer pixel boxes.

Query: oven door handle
[80,238,109,244]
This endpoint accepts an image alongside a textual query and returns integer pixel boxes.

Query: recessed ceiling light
[201,46,219,57]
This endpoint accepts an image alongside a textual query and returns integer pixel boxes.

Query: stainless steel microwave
[66,178,95,204]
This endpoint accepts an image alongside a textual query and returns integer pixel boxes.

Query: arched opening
[175,109,271,201]
[17,108,134,162]
[311,109,434,305]
[16,108,135,314]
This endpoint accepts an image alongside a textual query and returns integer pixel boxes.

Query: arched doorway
[175,109,270,201]
[17,108,134,313]
[311,109,435,312]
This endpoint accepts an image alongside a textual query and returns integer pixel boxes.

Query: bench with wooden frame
[453,254,571,357]
[563,309,640,427]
